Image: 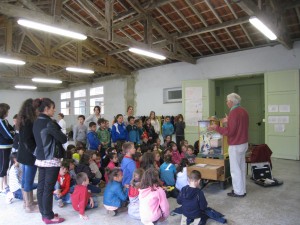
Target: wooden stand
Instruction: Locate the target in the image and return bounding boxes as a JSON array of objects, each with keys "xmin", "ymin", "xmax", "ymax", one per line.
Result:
[{"xmin": 187, "ymin": 157, "xmax": 231, "ymax": 189}]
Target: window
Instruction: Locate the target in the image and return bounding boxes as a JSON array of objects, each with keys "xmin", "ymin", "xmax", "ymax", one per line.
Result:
[
  {"xmin": 74, "ymin": 99, "xmax": 86, "ymax": 115},
  {"xmin": 163, "ymin": 87, "xmax": 182, "ymax": 103},
  {"xmin": 90, "ymin": 86, "xmax": 104, "ymax": 96},
  {"xmin": 61, "ymin": 92, "xmax": 71, "ymax": 99},
  {"xmin": 74, "ymin": 89, "xmax": 86, "ymax": 98},
  {"xmin": 90, "ymin": 97, "xmax": 104, "ymax": 114},
  {"xmin": 60, "ymin": 101, "xmax": 70, "ymax": 115}
]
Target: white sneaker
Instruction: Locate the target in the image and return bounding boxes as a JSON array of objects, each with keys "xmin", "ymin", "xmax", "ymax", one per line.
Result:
[{"xmin": 6, "ymin": 192, "xmax": 14, "ymax": 204}]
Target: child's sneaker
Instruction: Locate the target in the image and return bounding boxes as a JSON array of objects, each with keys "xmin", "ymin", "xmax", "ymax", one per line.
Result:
[
  {"xmin": 57, "ymin": 199, "xmax": 64, "ymax": 208},
  {"xmin": 107, "ymin": 210, "xmax": 117, "ymax": 217}
]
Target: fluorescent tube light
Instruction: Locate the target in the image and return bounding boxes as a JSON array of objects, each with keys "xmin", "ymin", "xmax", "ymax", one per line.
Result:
[
  {"xmin": 32, "ymin": 78, "xmax": 62, "ymax": 84},
  {"xmin": 17, "ymin": 19, "xmax": 87, "ymax": 40},
  {"xmin": 129, "ymin": 48, "xmax": 166, "ymax": 60},
  {"xmin": 66, "ymin": 67, "xmax": 94, "ymax": 74},
  {"xmin": 15, "ymin": 85, "xmax": 37, "ymax": 90},
  {"xmin": 249, "ymin": 17, "xmax": 277, "ymax": 40},
  {"xmin": 0, "ymin": 57, "xmax": 25, "ymax": 65}
]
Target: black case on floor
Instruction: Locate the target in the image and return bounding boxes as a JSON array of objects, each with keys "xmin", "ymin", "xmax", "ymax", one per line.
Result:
[{"xmin": 251, "ymin": 162, "xmax": 283, "ymax": 187}]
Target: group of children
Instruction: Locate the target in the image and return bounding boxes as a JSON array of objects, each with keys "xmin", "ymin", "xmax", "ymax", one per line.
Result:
[{"xmin": 4, "ymin": 111, "xmax": 226, "ymax": 225}]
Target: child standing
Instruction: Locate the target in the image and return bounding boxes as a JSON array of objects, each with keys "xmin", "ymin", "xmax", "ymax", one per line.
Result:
[
  {"xmin": 175, "ymin": 114, "xmax": 186, "ymax": 148},
  {"xmin": 111, "ymin": 114, "xmax": 128, "ymax": 153},
  {"xmin": 73, "ymin": 115, "xmax": 88, "ymax": 146},
  {"xmin": 54, "ymin": 161, "xmax": 71, "ymax": 208},
  {"xmin": 139, "ymin": 168, "xmax": 170, "ymax": 225},
  {"xmin": 97, "ymin": 118, "xmax": 111, "ymax": 158},
  {"xmin": 128, "ymin": 168, "xmax": 144, "ymax": 220},
  {"xmin": 175, "ymin": 158, "xmax": 189, "ymax": 192},
  {"xmin": 87, "ymin": 122, "xmax": 101, "ymax": 151},
  {"xmin": 71, "ymin": 172, "xmax": 98, "ymax": 220},
  {"xmin": 103, "ymin": 168, "xmax": 128, "ymax": 216},
  {"xmin": 6, "ymin": 152, "xmax": 23, "ymax": 204},
  {"xmin": 120, "ymin": 142, "xmax": 136, "ymax": 188},
  {"xmin": 162, "ymin": 116, "xmax": 174, "ymax": 140},
  {"xmin": 126, "ymin": 116, "xmax": 140, "ymax": 145}
]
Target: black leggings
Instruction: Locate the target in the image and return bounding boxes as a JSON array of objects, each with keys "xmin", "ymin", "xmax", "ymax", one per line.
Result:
[{"xmin": 0, "ymin": 148, "xmax": 11, "ymax": 177}]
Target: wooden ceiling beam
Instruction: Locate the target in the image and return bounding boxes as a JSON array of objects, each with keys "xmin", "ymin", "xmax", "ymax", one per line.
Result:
[
  {"xmin": 77, "ymin": 0, "xmax": 106, "ymax": 28},
  {"xmin": 3, "ymin": 52, "xmax": 131, "ymax": 75},
  {"xmin": 22, "ymin": 29, "xmax": 45, "ymax": 54},
  {"xmin": 234, "ymin": 0, "xmax": 292, "ymax": 49},
  {"xmin": 0, "ymin": 2, "xmax": 195, "ymax": 64},
  {"xmin": 52, "ymin": 0, "xmax": 63, "ymax": 22}
]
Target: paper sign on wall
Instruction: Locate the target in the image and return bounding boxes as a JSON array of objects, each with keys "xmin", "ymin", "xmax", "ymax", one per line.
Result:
[
  {"xmin": 274, "ymin": 124, "xmax": 285, "ymax": 132},
  {"xmin": 268, "ymin": 105, "xmax": 278, "ymax": 112},
  {"xmin": 279, "ymin": 105, "xmax": 290, "ymax": 113}
]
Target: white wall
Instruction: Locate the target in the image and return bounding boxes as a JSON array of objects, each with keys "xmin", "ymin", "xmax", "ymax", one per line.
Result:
[
  {"xmin": 135, "ymin": 42, "xmax": 300, "ymax": 115},
  {"xmin": 0, "ymin": 90, "xmax": 48, "ymax": 124}
]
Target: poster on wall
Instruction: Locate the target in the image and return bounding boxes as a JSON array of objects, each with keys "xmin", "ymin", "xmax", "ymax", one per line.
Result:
[{"xmin": 185, "ymin": 87, "xmax": 203, "ymax": 126}]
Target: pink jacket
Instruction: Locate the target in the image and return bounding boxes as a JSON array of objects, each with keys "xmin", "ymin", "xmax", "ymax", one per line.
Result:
[
  {"xmin": 139, "ymin": 186, "xmax": 170, "ymax": 224},
  {"xmin": 172, "ymin": 150, "xmax": 182, "ymax": 165}
]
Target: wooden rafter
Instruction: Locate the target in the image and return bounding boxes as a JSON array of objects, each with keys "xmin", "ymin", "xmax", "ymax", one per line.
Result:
[{"xmin": 234, "ymin": 0, "xmax": 293, "ymax": 49}]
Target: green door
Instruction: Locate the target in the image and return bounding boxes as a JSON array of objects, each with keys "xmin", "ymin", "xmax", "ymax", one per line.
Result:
[{"xmin": 236, "ymin": 83, "xmax": 265, "ymax": 144}]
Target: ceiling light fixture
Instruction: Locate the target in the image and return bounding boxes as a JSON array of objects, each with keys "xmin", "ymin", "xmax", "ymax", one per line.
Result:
[
  {"xmin": 66, "ymin": 67, "xmax": 94, "ymax": 74},
  {"xmin": 32, "ymin": 78, "xmax": 62, "ymax": 84},
  {"xmin": 15, "ymin": 85, "xmax": 37, "ymax": 90},
  {"xmin": 17, "ymin": 19, "xmax": 87, "ymax": 40},
  {"xmin": 249, "ymin": 16, "xmax": 277, "ymax": 40},
  {"xmin": 129, "ymin": 48, "xmax": 166, "ymax": 60},
  {"xmin": 0, "ymin": 57, "xmax": 25, "ymax": 65}
]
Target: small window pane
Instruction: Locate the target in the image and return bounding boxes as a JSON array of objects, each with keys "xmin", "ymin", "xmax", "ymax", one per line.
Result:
[
  {"xmin": 74, "ymin": 99, "xmax": 86, "ymax": 115},
  {"xmin": 74, "ymin": 89, "xmax": 86, "ymax": 98},
  {"xmin": 90, "ymin": 97, "xmax": 104, "ymax": 114},
  {"xmin": 60, "ymin": 101, "xmax": 70, "ymax": 115},
  {"xmin": 61, "ymin": 92, "xmax": 71, "ymax": 99},
  {"xmin": 90, "ymin": 86, "xmax": 104, "ymax": 96}
]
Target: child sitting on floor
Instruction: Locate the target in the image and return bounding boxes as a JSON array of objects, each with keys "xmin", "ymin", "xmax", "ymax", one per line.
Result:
[
  {"xmin": 105, "ymin": 152, "xmax": 118, "ymax": 183},
  {"xmin": 6, "ymin": 152, "xmax": 23, "ymax": 204},
  {"xmin": 71, "ymin": 172, "xmax": 98, "ymax": 220},
  {"xmin": 54, "ymin": 161, "xmax": 71, "ymax": 208},
  {"xmin": 103, "ymin": 168, "xmax": 128, "ymax": 216},
  {"xmin": 128, "ymin": 168, "xmax": 144, "ymax": 220},
  {"xmin": 139, "ymin": 168, "xmax": 170, "ymax": 225},
  {"xmin": 175, "ymin": 158, "xmax": 189, "ymax": 192},
  {"xmin": 177, "ymin": 170, "xmax": 226, "ymax": 225}
]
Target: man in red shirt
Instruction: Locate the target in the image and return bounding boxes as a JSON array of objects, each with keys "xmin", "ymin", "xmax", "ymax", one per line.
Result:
[{"xmin": 209, "ymin": 93, "xmax": 249, "ymax": 197}]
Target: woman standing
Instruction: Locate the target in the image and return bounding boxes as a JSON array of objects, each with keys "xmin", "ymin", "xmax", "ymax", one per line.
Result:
[
  {"xmin": 0, "ymin": 103, "xmax": 14, "ymax": 194},
  {"xmin": 85, "ymin": 106, "xmax": 101, "ymax": 128},
  {"xmin": 149, "ymin": 111, "xmax": 160, "ymax": 139},
  {"xmin": 123, "ymin": 105, "xmax": 134, "ymax": 126},
  {"xmin": 16, "ymin": 98, "xmax": 40, "ymax": 213},
  {"xmin": 57, "ymin": 113, "xmax": 66, "ymax": 134},
  {"xmin": 33, "ymin": 98, "xmax": 67, "ymax": 224},
  {"xmin": 175, "ymin": 114, "xmax": 186, "ymax": 148}
]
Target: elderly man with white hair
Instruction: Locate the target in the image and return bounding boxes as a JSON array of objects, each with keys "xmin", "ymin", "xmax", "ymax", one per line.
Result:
[{"xmin": 209, "ymin": 93, "xmax": 249, "ymax": 197}]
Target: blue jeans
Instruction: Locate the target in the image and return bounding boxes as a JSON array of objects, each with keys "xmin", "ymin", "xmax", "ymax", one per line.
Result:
[
  {"xmin": 86, "ymin": 197, "xmax": 98, "ymax": 209},
  {"xmin": 87, "ymin": 184, "xmax": 101, "ymax": 194},
  {"xmin": 54, "ymin": 182, "xmax": 71, "ymax": 204},
  {"xmin": 22, "ymin": 164, "xmax": 37, "ymax": 192},
  {"xmin": 13, "ymin": 189, "xmax": 23, "ymax": 200}
]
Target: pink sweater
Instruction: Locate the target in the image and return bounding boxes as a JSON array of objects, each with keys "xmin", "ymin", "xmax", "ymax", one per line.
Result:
[
  {"xmin": 139, "ymin": 186, "xmax": 170, "ymax": 223},
  {"xmin": 216, "ymin": 107, "xmax": 249, "ymax": 145},
  {"xmin": 172, "ymin": 150, "xmax": 182, "ymax": 165}
]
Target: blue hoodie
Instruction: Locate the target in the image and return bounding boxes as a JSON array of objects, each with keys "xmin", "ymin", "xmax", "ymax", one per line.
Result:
[
  {"xmin": 126, "ymin": 124, "xmax": 140, "ymax": 144},
  {"xmin": 162, "ymin": 122, "xmax": 174, "ymax": 138},
  {"xmin": 121, "ymin": 156, "xmax": 136, "ymax": 186},
  {"xmin": 103, "ymin": 180, "xmax": 127, "ymax": 207},
  {"xmin": 87, "ymin": 130, "xmax": 101, "ymax": 150},
  {"xmin": 111, "ymin": 122, "xmax": 128, "ymax": 143}
]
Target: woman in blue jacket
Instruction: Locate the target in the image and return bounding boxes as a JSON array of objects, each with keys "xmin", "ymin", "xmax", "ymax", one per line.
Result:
[{"xmin": 103, "ymin": 168, "xmax": 127, "ymax": 216}]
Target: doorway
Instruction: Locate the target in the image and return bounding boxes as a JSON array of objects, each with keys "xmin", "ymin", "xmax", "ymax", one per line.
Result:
[{"xmin": 215, "ymin": 75, "xmax": 265, "ymax": 145}]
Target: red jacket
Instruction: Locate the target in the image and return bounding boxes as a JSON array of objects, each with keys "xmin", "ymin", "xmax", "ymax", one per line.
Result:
[
  {"xmin": 71, "ymin": 185, "xmax": 90, "ymax": 215},
  {"xmin": 57, "ymin": 173, "xmax": 71, "ymax": 197},
  {"xmin": 216, "ymin": 107, "xmax": 249, "ymax": 145}
]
